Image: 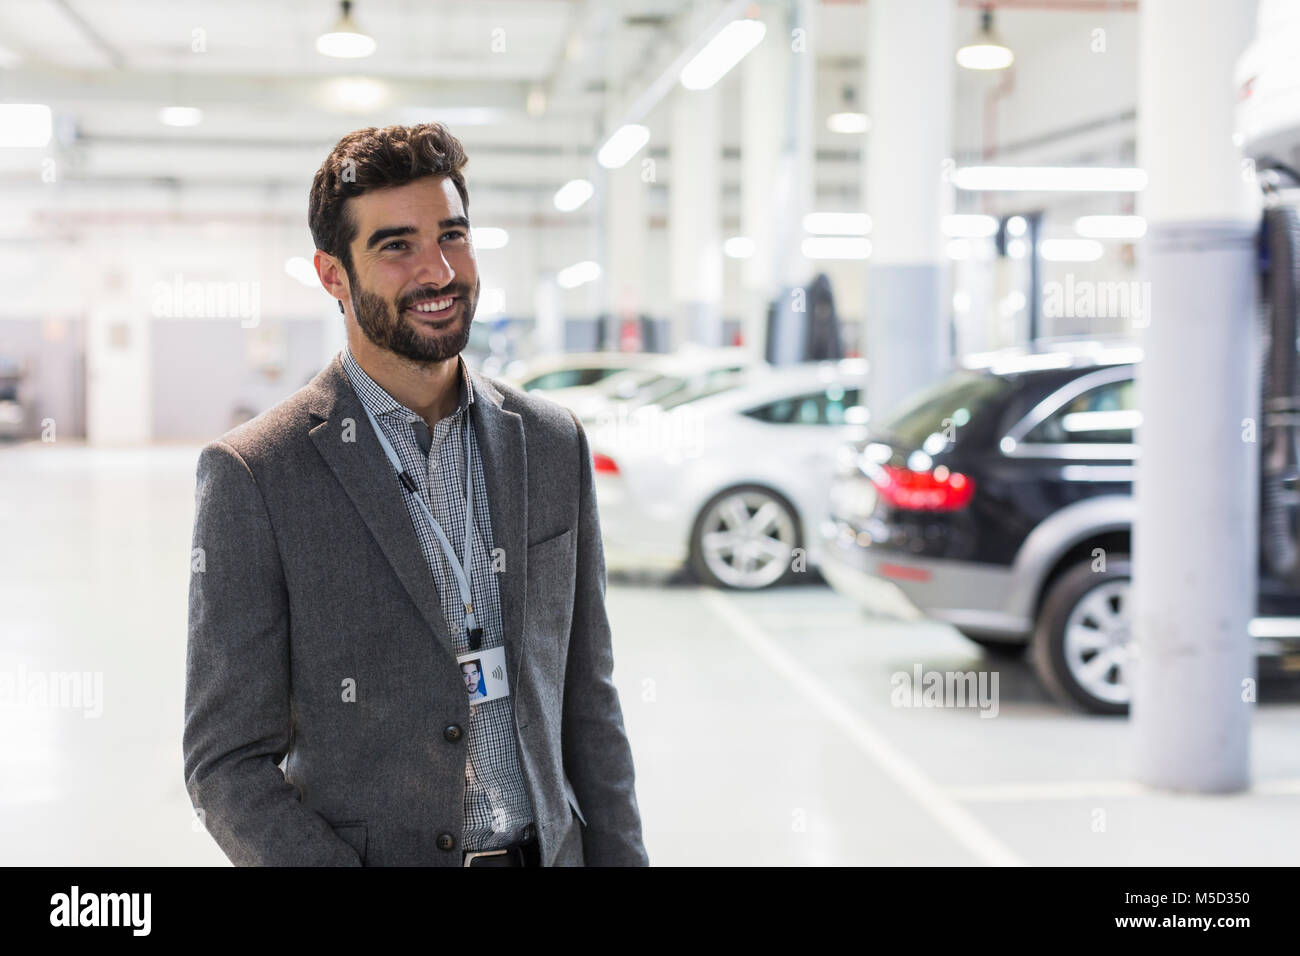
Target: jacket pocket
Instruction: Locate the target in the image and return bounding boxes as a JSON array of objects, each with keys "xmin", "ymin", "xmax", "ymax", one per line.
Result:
[
  {"xmin": 329, "ymin": 820, "xmax": 369, "ymax": 863},
  {"xmin": 525, "ymin": 528, "xmax": 576, "ymax": 669},
  {"xmin": 563, "ymin": 776, "xmax": 587, "ymax": 827}
]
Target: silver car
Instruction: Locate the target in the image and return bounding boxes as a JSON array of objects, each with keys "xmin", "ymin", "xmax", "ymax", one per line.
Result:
[
  {"xmin": 545, "ymin": 346, "xmax": 764, "ymax": 422},
  {"xmin": 589, "ymin": 359, "xmax": 868, "ymax": 589},
  {"xmin": 498, "ymin": 351, "xmax": 654, "ymax": 392}
]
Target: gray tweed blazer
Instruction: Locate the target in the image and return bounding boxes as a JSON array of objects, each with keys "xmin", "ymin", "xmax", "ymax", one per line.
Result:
[{"xmin": 182, "ymin": 351, "xmax": 648, "ymax": 866}]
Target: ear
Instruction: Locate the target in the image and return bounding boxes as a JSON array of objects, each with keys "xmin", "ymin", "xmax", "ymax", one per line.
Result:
[{"xmin": 314, "ymin": 250, "xmax": 350, "ymax": 305}]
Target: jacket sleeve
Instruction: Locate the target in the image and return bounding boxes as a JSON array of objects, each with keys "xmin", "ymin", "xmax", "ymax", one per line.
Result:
[
  {"xmin": 561, "ymin": 412, "xmax": 650, "ymax": 866},
  {"xmin": 183, "ymin": 440, "xmax": 362, "ymax": 866}
]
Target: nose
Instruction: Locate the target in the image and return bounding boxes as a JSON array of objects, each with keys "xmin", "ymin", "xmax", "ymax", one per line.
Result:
[{"xmin": 413, "ymin": 239, "xmax": 455, "ymax": 289}]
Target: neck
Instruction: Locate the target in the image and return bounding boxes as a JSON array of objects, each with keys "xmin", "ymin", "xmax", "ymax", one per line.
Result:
[{"xmin": 346, "ymin": 329, "xmax": 461, "ymax": 424}]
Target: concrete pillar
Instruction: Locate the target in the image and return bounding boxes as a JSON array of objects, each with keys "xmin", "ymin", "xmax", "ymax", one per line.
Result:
[
  {"xmin": 776, "ymin": 0, "xmax": 815, "ymax": 293},
  {"xmin": 670, "ymin": 85, "xmax": 723, "ymax": 348},
  {"xmin": 863, "ymin": 0, "xmax": 954, "ymax": 419},
  {"xmin": 533, "ymin": 274, "xmax": 562, "ymax": 355},
  {"xmin": 741, "ymin": 3, "xmax": 783, "ymax": 355},
  {"xmin": 602, "ymin": 153, "xmax": 649, "ymax": 351},
  {"xmin": 1133, "ymin": 0, "xmax": 1259, "ymax": 792},
  {"xmin": 741, "ymin": 0, "xmax": 814, "ymax": 358}
]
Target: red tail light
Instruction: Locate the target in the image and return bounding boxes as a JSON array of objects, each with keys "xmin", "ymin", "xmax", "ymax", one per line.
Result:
[
  {"xmin": 592, "ymin": 452, "xmax": 620, "ymax": 475},
  {"xmin": 871, "ymin": 464, "xmax": 974, "ymax": 511}
]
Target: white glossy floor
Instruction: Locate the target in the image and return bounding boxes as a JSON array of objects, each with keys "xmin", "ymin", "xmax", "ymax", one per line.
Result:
[{"xmin": 3, "ymin": 441, "xmax": 1299, "ymax": 866}]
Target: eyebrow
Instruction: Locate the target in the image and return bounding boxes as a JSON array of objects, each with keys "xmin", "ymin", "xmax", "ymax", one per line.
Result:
[{"xmin": 364, "ymin": 216, "xmax": 471, "ymax": 251}]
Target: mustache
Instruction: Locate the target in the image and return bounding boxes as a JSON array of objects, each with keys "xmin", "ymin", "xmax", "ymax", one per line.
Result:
[{"xmin": 398, "ymin": 284, "xmax": 471, "ymax": 311}]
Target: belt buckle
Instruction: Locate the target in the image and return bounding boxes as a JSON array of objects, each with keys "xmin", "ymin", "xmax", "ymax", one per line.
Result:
[{"xmin": 463, "ymin": 847, "xmax": 514, "ymax": 867}]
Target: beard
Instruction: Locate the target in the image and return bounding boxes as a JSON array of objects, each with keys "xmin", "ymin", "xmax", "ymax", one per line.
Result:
[{"xmin": 350, "ymin": 269, "xmax": 478, "ymax": 365}]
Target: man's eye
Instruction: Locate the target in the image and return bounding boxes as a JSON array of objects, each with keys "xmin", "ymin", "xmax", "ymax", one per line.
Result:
[
  {"xmin": 382, "ymin": 240, "xmax": 408, "ymax": 251},
  {"xmin": 442, "ymin": 231, "xmax": 467, "ymax": 242}
]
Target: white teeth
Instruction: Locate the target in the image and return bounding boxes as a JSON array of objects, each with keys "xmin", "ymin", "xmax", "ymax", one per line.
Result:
[{"xmin": 413, "ymin": 297, "xmax": 454, "ymax": 313}]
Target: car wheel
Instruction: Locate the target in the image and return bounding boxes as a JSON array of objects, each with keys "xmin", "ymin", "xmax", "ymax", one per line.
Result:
[
  {"xmin": 959, "ymin": 631, "xmax": 1027, "ymax": 659},
  {"xmin": 1030, "ymin": 555, "xmax": 1132, "ymax": 715},
  {"xmin": 689, "ymin": 485, "xmax": 800, "ymax": 590}
]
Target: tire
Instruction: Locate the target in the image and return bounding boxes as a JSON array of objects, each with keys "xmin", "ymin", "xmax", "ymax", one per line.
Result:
[
  {"xmin": 959, "ymin": 631, "xmax": 1027, "ymax": 659},
  {"xmin": 689, "ymin": 485, "xmax": 801, "ymax": 590},
  {"xmin": 1030, "ymin": 555, "xmax": 1132, "ymax": 715}
]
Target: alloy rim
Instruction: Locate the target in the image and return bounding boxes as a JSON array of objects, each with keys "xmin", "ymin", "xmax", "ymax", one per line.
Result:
[
  {"xmin": 1062, "ymin": 579, "xmax": 1132, "ymax": 706},
  {"xmin": 699, "ymin": 491, "xmax": 797, "ymax": 589}
]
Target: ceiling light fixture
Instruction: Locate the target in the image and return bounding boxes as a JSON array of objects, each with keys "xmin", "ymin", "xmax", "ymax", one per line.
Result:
[
  {"xmin": 680, "ymin": 18, "xmax": 766, "ymax": 91},
  {"xmin": 557, "ymin": 261, "xmax": 601, "ymax": 289},
  {"xmin": 827, "ymin": 84, "xmax": 870, "ymax": 135},
  {"xmin": 554, "ymin": 179, "xmax": 594, "ymax": 212},
  {"xmin": 321, "ymin": 76, "xmax": 388, "ymax": 112},
  {"xmin": 317, "ymin": 1, "xmax": 376, "ymax": 59},
  {"xmin": 827, "ymin": 112, "xmax": 870, "ymax": 134},
  {"xmin": 471, "ymin": 227, "xmax": 509, "ymax": 250},
  {"xmin": 957, "ymin": 6, "xmax": 1013, "ymax": 71},
  {"xmin": 0, "ymin": 104, "xmax": 52, "ymax": 147},
  {"xmin": 597, "ymin": 124, "xmax": 650, "ymax": 169},
  {"xmin": 284, "ymin": 257, "xmax": 319, "ymax": 287},
  {"xmin": 159, "ymin": 106, "xmax": 203, "ymax": 127}
]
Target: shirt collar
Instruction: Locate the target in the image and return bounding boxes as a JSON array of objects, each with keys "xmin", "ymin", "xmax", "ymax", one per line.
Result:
[{"xmin": 341, "ymin": 344, "xmax": 474, "ymax": 424}]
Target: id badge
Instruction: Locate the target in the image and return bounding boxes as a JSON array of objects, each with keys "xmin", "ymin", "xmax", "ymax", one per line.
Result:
[{"xmin": 457, "ymin": 645, "xmax": 509, "ymax": 704}]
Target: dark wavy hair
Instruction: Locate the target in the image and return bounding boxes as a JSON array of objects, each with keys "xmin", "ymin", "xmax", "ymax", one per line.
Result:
[{"xmin": 308, "ymin": 123, "xmax": 470, "ymax": 275}]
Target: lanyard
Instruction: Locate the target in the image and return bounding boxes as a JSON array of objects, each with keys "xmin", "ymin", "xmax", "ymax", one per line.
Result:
[{"xmin": 360, "ymin": 399, "xmax": 484, "ymax": 649}]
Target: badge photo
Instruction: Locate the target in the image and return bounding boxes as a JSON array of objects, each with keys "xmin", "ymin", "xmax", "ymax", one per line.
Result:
[{"xmin": 457, "ymin": 645, "xmax": 509, "ymax": 704}]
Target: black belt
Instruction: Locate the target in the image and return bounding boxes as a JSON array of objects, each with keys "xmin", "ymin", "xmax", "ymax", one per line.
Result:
[{"xmin": 463, "ymin": 839, "xmax": 540, "ymax": 867}]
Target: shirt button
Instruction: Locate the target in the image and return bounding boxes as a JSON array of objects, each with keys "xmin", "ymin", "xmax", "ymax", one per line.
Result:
[
  {"xmin": 443, "ymin": 724, "xmax": 462, "ymax": 742},
  {"xmin": 437, "ymin": 833, "xmax": 456, "ymax": 851}
]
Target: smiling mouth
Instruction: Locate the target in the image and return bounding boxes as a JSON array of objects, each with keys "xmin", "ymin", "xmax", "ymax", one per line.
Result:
[{"xmin": 404, "ymin": 296, "xmax": 459, "ymax": 320}]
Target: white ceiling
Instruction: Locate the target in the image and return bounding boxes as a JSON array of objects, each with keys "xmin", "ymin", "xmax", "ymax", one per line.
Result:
[{"xmin": 0, "ymin": 0, "xmax": 1142, "ymax": 221}]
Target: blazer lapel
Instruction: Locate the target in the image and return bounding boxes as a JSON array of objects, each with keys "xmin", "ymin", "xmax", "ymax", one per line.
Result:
[
  {"xmin": 306, "ymin": 353, "xmax": 457, "ymax": 663},
  {"xmin": 467, "ymin": 369, "xmax": 528, "ymax": 692}
]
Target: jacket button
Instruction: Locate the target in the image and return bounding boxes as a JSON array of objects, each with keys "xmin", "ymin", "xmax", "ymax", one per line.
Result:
[
  {"xmin": 443, "ymin": 724, "xmax": 462, "ymax": 742},
  {"xmin": 437, "ymin": 833, "xmax": 456, "ymax": 851}
]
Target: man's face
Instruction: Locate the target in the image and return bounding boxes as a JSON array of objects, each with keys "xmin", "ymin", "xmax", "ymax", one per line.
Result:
[
  {"xmin": 462, "ymin": 663, "xmax": 481, "ymax": 694},
  {"xmin": 340, "ymin": 175, "xmax": 479, "ymax": 364}
]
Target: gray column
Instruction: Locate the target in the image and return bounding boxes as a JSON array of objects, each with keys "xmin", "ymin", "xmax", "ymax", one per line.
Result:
[
  {"xmin": 740, "ymin": 2, "xmax": 785, "ymax": 357},
  {"xmin": 863, "ymin": 0, "xmax": 954, "ymax": 420},
  {"xmin": 740, "ymin": 0, "xmax": 814, "ymax": 360},
  {"xmin": 602, "ymin": 150, "xmax": 648, "ymax": 350},
  {"xmin": 533, "ymin": 274, "xmax": 562, "ymax": 355},
  {"xmin": 775, "ymin": 0, "xmax": 815, "ymax": 294},
  {"xmin": 1132, "ymin": 0, "xmax": 1259, "ymax": 792},
  {"xmin": 669, "ymin": 84, "xmax": 723, "ymax": 347}
]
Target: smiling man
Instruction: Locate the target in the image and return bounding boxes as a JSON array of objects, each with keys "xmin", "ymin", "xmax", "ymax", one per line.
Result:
[{"xmin": 182, "ymin": 123, "xmax": 648, "ymax": 867}]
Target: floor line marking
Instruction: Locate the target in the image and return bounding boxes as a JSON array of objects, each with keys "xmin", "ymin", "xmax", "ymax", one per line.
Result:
[
  {"xmin": 945, "ymin": 781, "xmax": 1146, "ymax": 802},
  {"xmin": 699, "ymin": 588, "xmax": 1026, "ymax": 867},
  {"xmin": 944, "ymin": 777, "xmax": 1300, "ymax": 801}
]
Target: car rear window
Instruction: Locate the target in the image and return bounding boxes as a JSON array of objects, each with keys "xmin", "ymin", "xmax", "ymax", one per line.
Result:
[
  {"xmin": 744, "ymin": 386, "xmax": 865, "ymax": 425},
  {"xmin": 873, "ymin": 371, "xmax": 1011, "ymax": 447},
  {"xmin": 525, "ymin": 367, "xmax": 622, "ymax": 390},
  {"xmin": 657, "ymin": 379, "xmax": 743, "ymax": 410},
  {"xmin": 1024, "ymin": 376, "xmax": 1138, "ymax": 444},
  {"xmin": 598, "ymin": 368, "xmax": 661, "ymax": 395}
]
